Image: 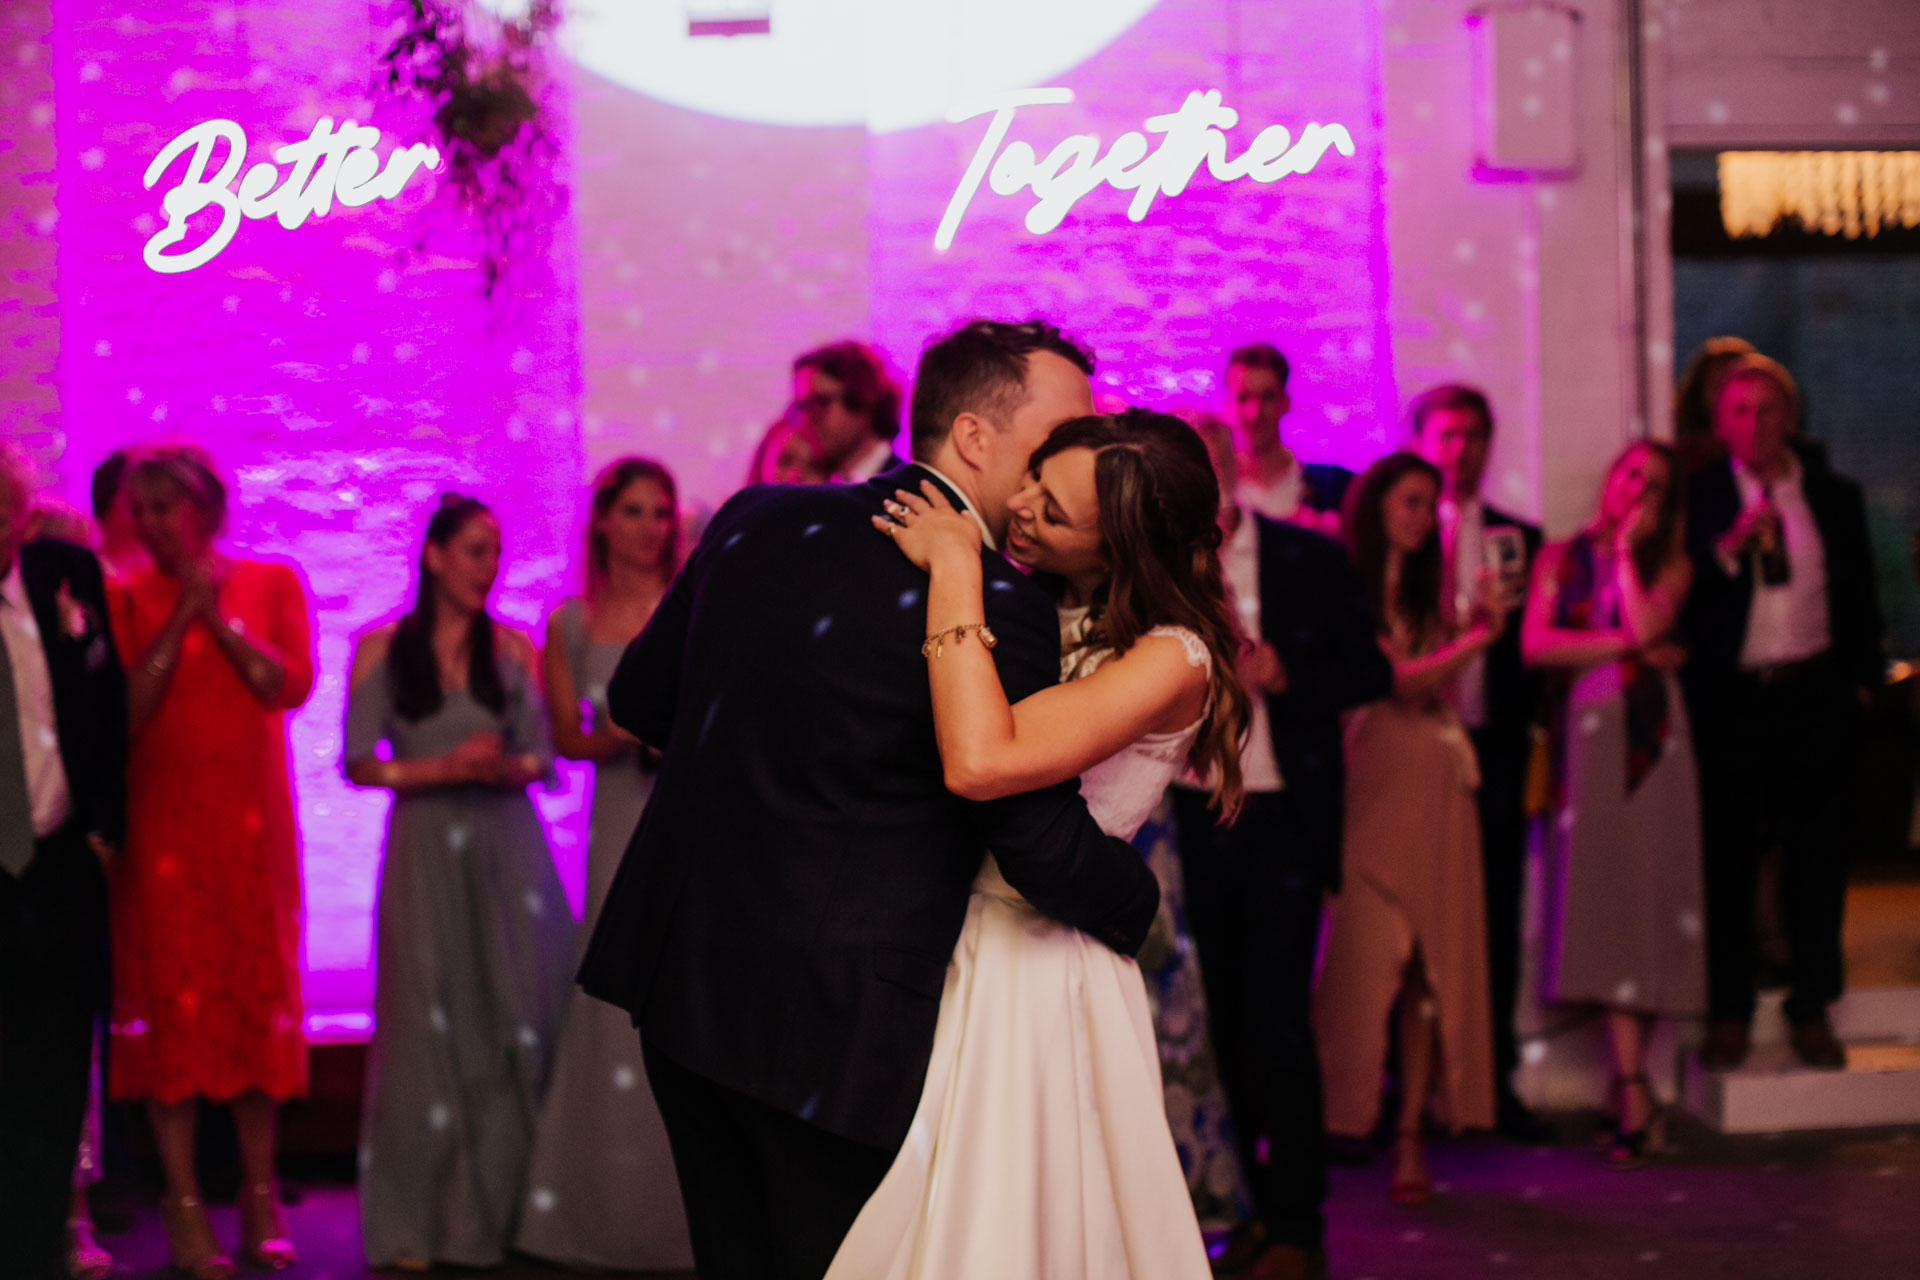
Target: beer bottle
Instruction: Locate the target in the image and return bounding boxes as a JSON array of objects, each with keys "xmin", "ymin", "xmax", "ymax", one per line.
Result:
[{"xmin": 1756, "ymin": 485, "xmax": 1791, "ymax": 585}]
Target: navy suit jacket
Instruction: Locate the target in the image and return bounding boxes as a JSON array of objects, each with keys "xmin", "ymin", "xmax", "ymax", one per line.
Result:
[
  {"xmin": 14, "ymin": 538, "xmax": 127, "ymax": 855},
  {"xmin": 578, "ymin": 465, "xmax": 1160, "ymax": 1150},
  {"xmin": 1252, "ymin": 516, "xmax": 1393, "ymax": 891},
  {"xmin": 1680, "ymin": 452, "xmax": 1883, "ymax": 728},
  {"xmin": 1478, "ymin": 504, "xmax": 1543, "ymax": 748},
  {"xmin": 1299, "ymin": 462, "xmax": 1355, "ymax": 516}
]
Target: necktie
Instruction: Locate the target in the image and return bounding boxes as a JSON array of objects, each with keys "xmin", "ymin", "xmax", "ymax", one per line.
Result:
[{"xmin": 0, "ymin": 593, "xmax": 38, "ymax": 875}]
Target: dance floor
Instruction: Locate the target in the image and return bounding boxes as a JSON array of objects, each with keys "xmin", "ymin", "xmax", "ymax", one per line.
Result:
[{"xmin": 94, "ymin": 1114, "xmax": 1920, "ymax": 1279}]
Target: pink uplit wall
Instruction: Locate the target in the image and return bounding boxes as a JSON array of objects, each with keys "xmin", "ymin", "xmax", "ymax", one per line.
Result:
[
  {"xmin": 1, "ymin": 0, "xmax": 60, "ymax": 465},
  {"xmin": 50, "ymin": 0, "xmax": 585, "ymax": 1017},
  {"xmin": 26, "ymin": 0, "xmax": 1413, "ymax": 1021},
  {"xmin": 868, "ymin": 0, "xmax": 1396, "ymax": 469},
  {"xmin": 570, "ymin": 66, "xmax": 871, "ymax": 511},
  {"xmin": 570, "ymin": 0, "xmax": 1397, "ymax": 510}
]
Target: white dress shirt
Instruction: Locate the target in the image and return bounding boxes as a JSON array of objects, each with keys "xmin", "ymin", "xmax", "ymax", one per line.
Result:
[
  {"xmin": 1237, "ymin": 461, "xmax": 1305, "ymax": 523},
  {"xmin": 840, "ymin": 437, "xmax": 901, "ymax": 483},
  {"xmin": 1221, "ymin": 512, "xmax": 1284, "ymax": 791},
  {"xmin": 1729, "ymin": 455, "xmax": 1831, "ymax": 669},
  {"xmin": 0, "ymin": 561, "xmax": 74, "ymax": 837},
  {"xmin": 1439, "ymin": 494, "xmax": 1488, "ymax": 729},
  {"xmin": 1177, "ymin": 509, "xmax": 1284, "ymax": 794},
  {"xmin": 911, "ymin": 462, "xmax": 999, "ymax": 553}
]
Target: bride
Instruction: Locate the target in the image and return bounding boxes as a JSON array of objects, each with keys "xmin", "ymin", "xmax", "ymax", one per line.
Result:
[{"xmin": 827, "ymin": 408, "xmax": 1251, "ymax": 1279}]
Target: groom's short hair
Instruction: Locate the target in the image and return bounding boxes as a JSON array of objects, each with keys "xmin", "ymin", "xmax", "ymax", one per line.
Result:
[{"xmin": 908, "ymin": 318, "xmax": 1095, "ymax": 461}]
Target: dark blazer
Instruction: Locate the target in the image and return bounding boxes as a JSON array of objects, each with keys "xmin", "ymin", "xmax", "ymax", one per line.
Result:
[
  {"xmin": 578, "ymin": 464, "xmax": 1161, "ymax": 1151},
  {"xmin": 1300, "ymin": 462, "xmax": 1355, "ymax": 516},
  {"xmin": 1680, "ymin": 452, "xmax": 1884, "ymax": 722},
  {"xmin": 14, "ymin": 538, "xmax": 127, "ymax": 851},
  {"xmin": 1253, "ymin": 516, "xmax": 1393, "ymax": 891},
  {"xmin": 1479, "ymin": 504, "xmax": 1543, "ymax": 748}
]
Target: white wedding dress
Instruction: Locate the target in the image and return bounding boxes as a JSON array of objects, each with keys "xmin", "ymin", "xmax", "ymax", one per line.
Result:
[{"xmin": 825, "ymin": 615, "xmax": 1214, "ymax": 1280}]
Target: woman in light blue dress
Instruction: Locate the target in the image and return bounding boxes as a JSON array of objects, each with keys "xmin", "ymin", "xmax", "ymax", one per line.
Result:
[
  {"xmin": 344, "ymin": 495, "xmax": 575, "ymax": 1270},
  {"xmin": 517, "ymin": 458, "xmax": 693, "ymax": 1270}
]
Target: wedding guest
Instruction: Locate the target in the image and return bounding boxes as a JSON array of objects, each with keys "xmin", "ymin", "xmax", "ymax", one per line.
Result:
[
  {"xmin": 1672, "ymin": 337, "xmax": 1756, "ymax": 477},
  {"xmin": 0, "ymin": 445, "xmax": 126, "ymax": 1280},
  {"xmin": 1315, "ymin": 452, "xmax": 1502, "ymax": 1205},
  {"xmin": 517, "ymin": 460, "xmax": 692, "ymax": 1270},
  {"xmin": 748, "ymin": 412, "xmax": 826, "ymax": 486},
  {"xmin": 90, "ymin": 449, "xmax": 150, "ymax": 581},
  {"xmin": 69, "ymin": 451, "xmax": 140, "ymax": 1279},
  {"xmin": 1410, "ymin": 383, "xmax": 1547, "ymax": 1141},
  {"xmin": 1172, "ymin": 416, "xmax": 1392, "ymax": 1278},
  {"xmin": 792, "ymin": 340, "xmax": 904, "ymax": 480},
  {"xmin": 1120, "ymin": 425, "xmax": 1248, "ymax": 1239},
  {"xmin": 1223, "ymin": 343, "xmax": 1351, "ymax": 533},
  {"xmin": 1682, "ymin": 355, "xmax": 1884, "ymax": 1071},
  {"xmin": 107, "ymin": 444, "xmax": 313, "ymax": 1277},
  {"xmin": 24, "ymin": 498, "xmax": 90, "ymax": 546},
  {"xmin": 345, "ymin": 494, "xmax": 575, "ymax": 1270},
  {"xmin": 1523, "ymin": 441, "xmax": 1706, "ymax": 1167}
]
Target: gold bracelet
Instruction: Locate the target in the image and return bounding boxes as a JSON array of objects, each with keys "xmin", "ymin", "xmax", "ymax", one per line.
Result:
[{"xmin": 922, "ymin": 623, "xmax": 998, "ymax": 658}]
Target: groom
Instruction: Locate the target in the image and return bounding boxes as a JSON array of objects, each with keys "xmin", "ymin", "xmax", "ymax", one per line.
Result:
[{"xmin": 580, "ymin": 318, "xmax": 1161, "ymax": 1280}]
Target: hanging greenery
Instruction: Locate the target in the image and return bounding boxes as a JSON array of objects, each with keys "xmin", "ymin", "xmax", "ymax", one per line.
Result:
[{"xmin": 381, "ymin": 0, "xmax": 564, "ymax": 295}]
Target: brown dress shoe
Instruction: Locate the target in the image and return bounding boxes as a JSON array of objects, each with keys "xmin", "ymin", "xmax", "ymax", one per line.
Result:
[
  {"xmin": 1701, "ymin": 1020, "xmax": 1751, "ymax": 1070},
  {"xmin": 1247, "ymin": 1243, "xmax": 1330, "ymax": 1280},
  {"xmin": 1790, "ymin": 1017, "xmax": 1848, "ymax": 1069}
]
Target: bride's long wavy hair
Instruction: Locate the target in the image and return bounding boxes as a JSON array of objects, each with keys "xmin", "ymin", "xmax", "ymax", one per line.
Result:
[{"xmin": 1028, "ymin": 408, "xmax": 1251, "ymax": 819}]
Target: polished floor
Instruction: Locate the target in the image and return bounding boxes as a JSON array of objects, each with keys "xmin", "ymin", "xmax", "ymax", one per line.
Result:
[{"xmin": 87, "ymin": 1114, "xmax": 1920, "ymax": 1279}]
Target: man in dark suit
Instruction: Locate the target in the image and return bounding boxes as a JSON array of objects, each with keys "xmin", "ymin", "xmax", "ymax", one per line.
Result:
[
  {"xmin": 1223, "ymin": 344, "xmax": 1354, "ymax": 532},
  {"xmin": 1680, "ymin": 354, "xmax": 1883, "ymax": 1070},
  {"xmin": 792, "ymin": 339, "xmax": 907, "ymax": 482},
  {"xmin": 0, "ymin": 446, "xmax": 128, "ymax": 1280},
  {"xmin": 1411, "ymin": 384, "xmax": 1547, "ymax": 1141},
  {"xmin": 579, "ymin": 320, "xmax": 1161, "ymax": 1280},
  {"xmin": 1172, "ymin": 418, "xmax": 1391, "ymax": 1280}
]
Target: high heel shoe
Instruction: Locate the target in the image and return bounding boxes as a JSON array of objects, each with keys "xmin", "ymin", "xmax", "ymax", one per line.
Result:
[
  {"xmin": 66, "ymin": 1216, "xmax": 112, "ymax": 1280},
  {"xmin": 1388, "ymin": 1129, "xmax": 1433, "ymax": 1205},
  {"xmin": 239, "ymin": 1181, "xmax": 298, "ymax": 1271},
  {"xmin": 161, "ymin": 1195, "xmax": 235, "ymax": 1280},
  {"xmin": 1606, "ymin": 1073, "xmax": 1666, "ymax": 1170}
]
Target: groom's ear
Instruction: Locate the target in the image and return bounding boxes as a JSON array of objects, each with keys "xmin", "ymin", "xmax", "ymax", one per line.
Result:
[{"xmin": 948, "ymin": 411, "xmax": 992, "ymax": 471}]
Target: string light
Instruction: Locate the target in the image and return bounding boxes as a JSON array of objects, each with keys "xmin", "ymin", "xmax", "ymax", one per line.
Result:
[{"xmin": 1718, "ymin": 150, "xmax": 1920, "ymax": 240}]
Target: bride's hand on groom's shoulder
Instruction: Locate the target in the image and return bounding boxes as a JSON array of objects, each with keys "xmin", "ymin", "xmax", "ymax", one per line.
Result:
[{"xmin": 872, "ymin": 481, "xmax": 981, "ymax": 573}]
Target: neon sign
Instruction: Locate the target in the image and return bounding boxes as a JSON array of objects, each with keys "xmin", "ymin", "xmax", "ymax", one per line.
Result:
[
  {"xmin": 141, "ymin": 117, "xmax": 442, "ymax": 273},
  {"xmin": 935, "ymin": 89, "xmax": 1355, "ymax": 251}
]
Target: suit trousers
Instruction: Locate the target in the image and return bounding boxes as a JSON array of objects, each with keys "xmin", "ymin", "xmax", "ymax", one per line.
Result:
[
  {"xmin": 1696, "ymin": 661, "xmax": 1859, "ymax": 1025},
  {"xmin": 0, "ymin": 823, "xmax": 107, "ymax": 1280},
  {"xmin": 1171, "ymin": 788, "xmax": 1327, "ymax": 1251},
  {"xmin": 1470, "ymin": 727, "xmax": 1531, "ymax": 1095},
  {"xmin": 642, "ymin": 1038, "xmax": 896, "ymax": 1280}
]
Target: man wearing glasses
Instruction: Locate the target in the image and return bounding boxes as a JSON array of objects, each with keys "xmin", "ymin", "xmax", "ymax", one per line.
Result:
[{"xmin": 792, "ymin": 341, "xmax": 906, "ymax": 482}]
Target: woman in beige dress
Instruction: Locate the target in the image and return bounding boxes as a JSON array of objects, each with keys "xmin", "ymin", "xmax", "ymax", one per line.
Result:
[{"xmin": 1315, "ymin": 452, "xmax": 1506, "ymax": 1204}]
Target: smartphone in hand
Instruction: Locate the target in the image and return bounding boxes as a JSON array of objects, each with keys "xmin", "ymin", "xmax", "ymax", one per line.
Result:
[{"xmin": 1483, "ymin": 526, "xmax": 1527, "ymax": 607}]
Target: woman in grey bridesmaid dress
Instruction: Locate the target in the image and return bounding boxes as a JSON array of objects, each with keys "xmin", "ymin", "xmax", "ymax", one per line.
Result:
[
  {"xmin": 1522, "ymin": 442, "xmax": 1706, "ymax": 1169},
  {"xmin": 517, "ymin": 458, "xmax": 693, "ymax": 1270},
  {"xmin": 344, "ymin": 496, "xmax": 576, "ymax": 1269}
]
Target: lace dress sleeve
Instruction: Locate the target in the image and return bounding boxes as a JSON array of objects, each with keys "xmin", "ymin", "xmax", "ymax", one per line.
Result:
[{"xmin": 1145, "ymin": 625, "xmax": 1211, "ymax": 673}]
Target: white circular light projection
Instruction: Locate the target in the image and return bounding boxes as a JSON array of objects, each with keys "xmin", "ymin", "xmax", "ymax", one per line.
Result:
[{"xmin": 550, "ymin": 0, "xmax": 1161, "ymax": 132}]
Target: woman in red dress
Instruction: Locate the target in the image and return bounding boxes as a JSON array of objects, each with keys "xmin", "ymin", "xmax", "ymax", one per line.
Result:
[{"xmin": 106, "ymin": 445, "xmax": 313, "ymax": 1279}]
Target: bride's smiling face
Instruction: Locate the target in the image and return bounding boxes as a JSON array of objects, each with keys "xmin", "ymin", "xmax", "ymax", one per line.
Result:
[{"xmin": 1005, "ymin": 446, "xmax": 1105, "ymax": 582}]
